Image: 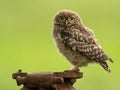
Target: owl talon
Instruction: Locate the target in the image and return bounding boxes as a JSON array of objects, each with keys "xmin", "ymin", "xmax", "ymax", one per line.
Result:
[
  {"xmin": 72, "ymin": 68, "xmax": 80, "ymax": 72},
  {"xmin": 64, "ymin": 69, "xmax": 79, "ymax": 72},
  {"xmin": 64, "ymin": 70, "xmax": 72, "ymax": 72}
]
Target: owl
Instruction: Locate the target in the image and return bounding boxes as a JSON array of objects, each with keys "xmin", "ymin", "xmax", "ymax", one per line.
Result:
[{"xmin": 52, "ymin": 10, "xmax": 113, "ymax": 72}]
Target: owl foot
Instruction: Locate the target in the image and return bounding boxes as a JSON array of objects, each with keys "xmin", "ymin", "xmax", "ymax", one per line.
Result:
[
  {"xmin": 72, "ymin": 66, "xmax": 80, "ymax": 72},
  {"xmin": 64, "ymin": 70, "xmax": 79, "ymax": 73},
  {"xmin": 72, "ymin": 68, "xmax": 80, "ymax": 72},
  {"xmin": 64, "ymin": 70, "xmax": 73, "ymax": 72},
  {"xmin": 64, "ymin": 68, "xmax": 79, "ymax": 72}
]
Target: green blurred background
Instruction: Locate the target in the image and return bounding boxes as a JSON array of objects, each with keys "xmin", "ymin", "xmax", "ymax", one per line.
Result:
[{"xmin": 0, "ymin": 0, "xmax": 119, "ymax": 90}]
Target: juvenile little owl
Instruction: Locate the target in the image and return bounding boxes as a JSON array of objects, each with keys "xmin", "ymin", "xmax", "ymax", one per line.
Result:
[{"xmin": 52, "ymin": 10, "xmax": 113, "ymax": 72}]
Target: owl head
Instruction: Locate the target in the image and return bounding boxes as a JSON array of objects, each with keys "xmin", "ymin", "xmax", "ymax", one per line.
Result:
[{"xmin": 54, "ymin": 10, "xmax": 82, "ymax": 27}]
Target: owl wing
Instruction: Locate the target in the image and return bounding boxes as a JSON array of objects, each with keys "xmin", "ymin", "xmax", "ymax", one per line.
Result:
[{"xmin": 60, "ymin": 28, "xmax": 113, "ymax": 72}]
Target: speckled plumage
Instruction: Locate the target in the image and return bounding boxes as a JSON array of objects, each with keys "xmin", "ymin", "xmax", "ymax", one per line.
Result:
[{"xmin": 52, "ymin": 10, "xmax": 113, "ymax": 72}]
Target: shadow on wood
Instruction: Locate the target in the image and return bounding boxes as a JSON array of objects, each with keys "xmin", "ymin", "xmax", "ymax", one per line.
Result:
[{"xmin": 12, "ymin": 70, "xmax": 83, "ymax": 90}]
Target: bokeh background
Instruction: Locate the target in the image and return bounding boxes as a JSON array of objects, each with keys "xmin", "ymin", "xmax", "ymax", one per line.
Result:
[{"xmin": 0, "ymin": 0, "xmax": 120, "ymax": 90}]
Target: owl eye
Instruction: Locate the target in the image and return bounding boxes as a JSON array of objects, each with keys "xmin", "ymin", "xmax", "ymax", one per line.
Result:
[
  {"xmin": 68, "ymin": 17, "xmax": 75, "ymax": 23},
  {"xmin": 71, "ymin": 17, "xmax": 74, "ymax": 20},
  {"xmin": 58, "ymin": 16, "xmax": 65, "ymax": 22}
]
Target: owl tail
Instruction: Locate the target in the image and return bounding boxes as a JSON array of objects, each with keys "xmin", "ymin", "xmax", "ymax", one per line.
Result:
[
  {"xmin": 109, "ymin": 57, "xmax": 113, "ymax": 63},
  {"xmin": 99, "ymin": 61, "xmax": 111, "ymax": 73}
]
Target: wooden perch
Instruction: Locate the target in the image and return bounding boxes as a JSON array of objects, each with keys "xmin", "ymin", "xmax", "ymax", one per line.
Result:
[{"xmin": 12, "ymin": 70, "xmax": 83, "ymax": 90}]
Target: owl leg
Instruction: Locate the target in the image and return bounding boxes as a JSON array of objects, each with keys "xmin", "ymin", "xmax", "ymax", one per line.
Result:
[
  {"xmin": 64, "ymin": 65, "xmax": 79, "ymax": 72},
  {"xmin": 72, "ymin": 65, "xmax": 80, "ymax": 71}
]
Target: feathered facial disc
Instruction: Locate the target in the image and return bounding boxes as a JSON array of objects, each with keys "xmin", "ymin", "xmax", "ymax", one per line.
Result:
[{"xmin": 54, "ymin": 10, "xmax": 81, "ymax": 27}]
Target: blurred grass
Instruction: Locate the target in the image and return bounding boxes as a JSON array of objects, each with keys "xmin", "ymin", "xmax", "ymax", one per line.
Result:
[{"xmin": 0, "ymin": 0, "xmax": 120, "ymax": 90}]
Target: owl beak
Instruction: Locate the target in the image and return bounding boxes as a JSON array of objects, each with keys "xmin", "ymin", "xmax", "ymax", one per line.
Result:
[
  {"xmin": 66, "ymin": 20, "xmax": 71, "ymax": 26},
  {"xmin": 65, "ymin": 20, "xmax": 68, "ymax": 25},
  {"xmin": 65, "ymin": 20, "xmax": 71, "ymax": 26}
]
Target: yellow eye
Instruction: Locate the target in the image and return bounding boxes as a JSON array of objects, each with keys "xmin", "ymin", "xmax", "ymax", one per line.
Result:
[
  {"xmin": 71, "ymin": 17, "xmax": 74, "ymax": 20},
  {"xmin": 59, "ymin": 16, "xmax": 63, "ymax": 20},
  {"xmin": 68, "ymin": 17, "xmax": 75, "ymax": 23},
  {"xmin": 58, "ymin": 16, "xmax": 65, "ymax": 22}
]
